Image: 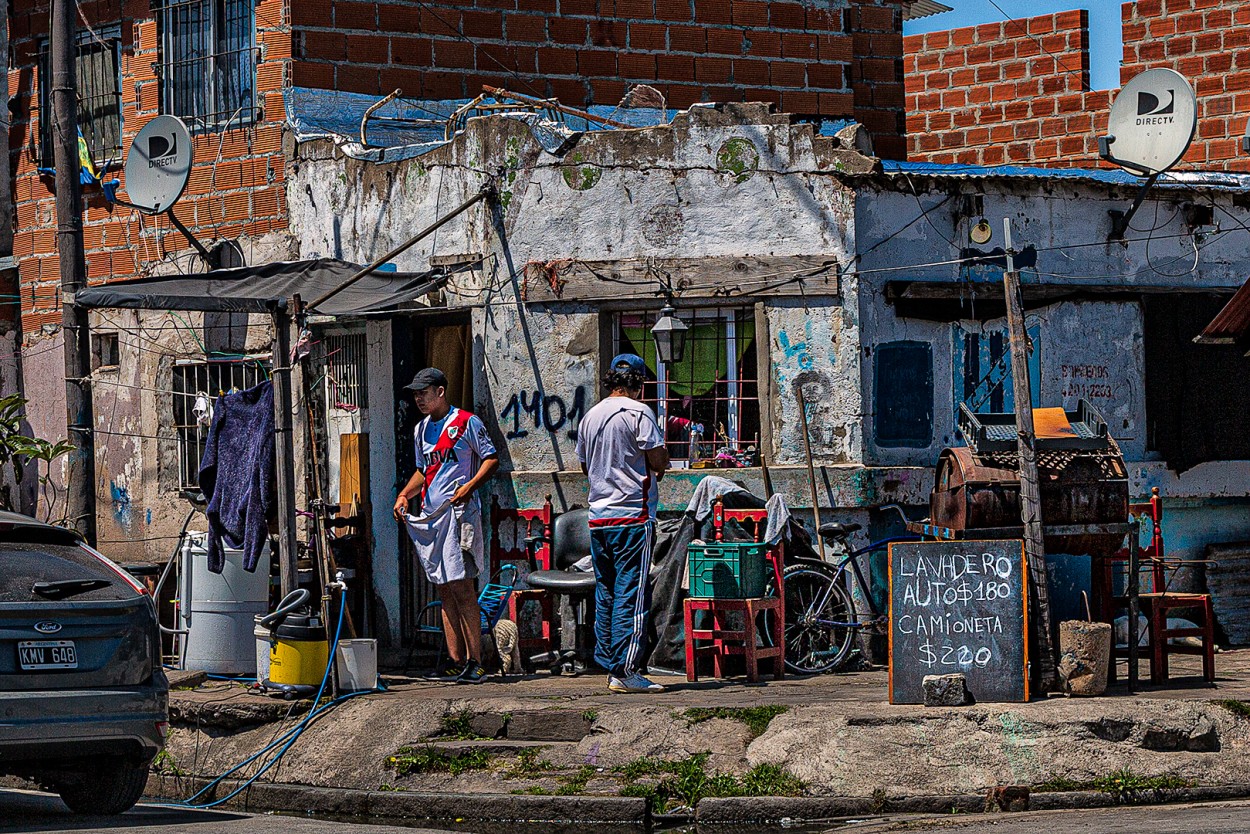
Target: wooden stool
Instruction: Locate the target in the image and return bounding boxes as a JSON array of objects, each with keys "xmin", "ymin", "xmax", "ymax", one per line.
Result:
[
  {"xmin": 683, "ymin": 499, "xmax": 785, "ymax": 683},
  {"xmin": 490, "ymin": 496, "xmax": 555, "ymax": 660}
]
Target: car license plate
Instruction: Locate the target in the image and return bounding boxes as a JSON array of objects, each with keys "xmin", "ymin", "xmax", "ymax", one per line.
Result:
[{"xmin": 18, "ymin": 640, "xmax": 77, "ymax": 670}]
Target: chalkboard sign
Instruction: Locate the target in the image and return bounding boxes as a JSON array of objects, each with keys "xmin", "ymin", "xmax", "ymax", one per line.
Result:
[{"xmin": 889, "ymin": 540, "xmax": 1029, "ymax": 704}]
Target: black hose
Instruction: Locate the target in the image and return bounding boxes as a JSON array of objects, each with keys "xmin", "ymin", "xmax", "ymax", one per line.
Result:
[{"xmin": 259, "ymin": 588, "xmax": 311, "ymax": 629}]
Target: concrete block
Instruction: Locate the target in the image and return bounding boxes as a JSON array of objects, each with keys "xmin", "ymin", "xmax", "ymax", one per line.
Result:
[
  {"xmin": 922, "ymin": 673, "xmax": 970, "ymax": 706},
  {"xmin": 506, "ymin": 710, "xmax": 592, "ymax": 741}
]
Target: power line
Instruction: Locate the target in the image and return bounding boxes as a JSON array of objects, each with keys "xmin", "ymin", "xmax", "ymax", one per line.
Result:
[{"xmin": 985, "ymin": 0, "xmax": 1094, "ymax": 94}]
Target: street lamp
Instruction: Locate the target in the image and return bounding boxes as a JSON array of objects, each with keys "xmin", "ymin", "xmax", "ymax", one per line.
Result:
[{"xmin": 651, "ymin": 304, "xmax": 688, "ymax": 365}]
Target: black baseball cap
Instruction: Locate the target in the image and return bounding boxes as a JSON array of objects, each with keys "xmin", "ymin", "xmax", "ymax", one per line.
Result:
[{"xmin": 403, "ymin": 367, "xmax": 448, "ymax": 393}]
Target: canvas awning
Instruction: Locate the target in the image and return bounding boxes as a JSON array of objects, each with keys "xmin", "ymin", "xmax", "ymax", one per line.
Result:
[{"xmin": 75, "ymin": 257, "xmax": 456, "ymax": 316}]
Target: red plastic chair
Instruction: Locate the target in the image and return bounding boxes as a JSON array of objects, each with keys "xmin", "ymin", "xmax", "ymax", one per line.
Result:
[
  {"xmin": 683, "ymin": 497, "xmax": 785, "ymax": 683},
  {"xmin": 490, "ymin": 496, "xmax": 555, "ymax": 661}
]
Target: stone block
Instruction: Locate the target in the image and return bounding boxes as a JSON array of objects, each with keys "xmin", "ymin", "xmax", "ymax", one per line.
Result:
[{"xmin": 922, "ymin": 673, "xmax": 970, "ymax": 707}]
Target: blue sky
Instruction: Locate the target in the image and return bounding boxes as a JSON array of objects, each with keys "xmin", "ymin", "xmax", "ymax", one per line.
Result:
[{"xmin": 903, "ymin": 1, "xmax": 1124, "ymax": 91}]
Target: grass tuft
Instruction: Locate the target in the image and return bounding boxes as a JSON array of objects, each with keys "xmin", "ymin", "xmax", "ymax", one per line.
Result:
[
  {"xmin": 385, "ymin": 746, "xmax": 493, "ymax": 777},
  {"xmin": 1091, "ymin": 769, "xmax": 1191, "ymax": 804},
  {"xmin": 1213, "ymin": 699, "xmax": 1250, "ymax": 719},
  {"xmin": 434, "ymin": 709, "xmax": 488, "ymax": 740},
  {"xmin": 614, "ymin": 752, "xmax": 804, "ymax": 813},
  {"xmin": 682, "ymin": 706, "xmax": 790, "ymax": 738}
]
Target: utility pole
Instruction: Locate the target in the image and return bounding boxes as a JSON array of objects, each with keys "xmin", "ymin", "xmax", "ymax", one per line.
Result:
[
  {"xmin": 1002, "ymin": 218, "xmax": 1055, "ymax": 692},
  {"xmin": 51, "ymin": 0, "xmax": 96, "ymax": 541}
]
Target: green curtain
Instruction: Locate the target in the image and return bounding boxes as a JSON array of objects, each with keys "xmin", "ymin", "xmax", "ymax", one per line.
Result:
[{"xmin": 621, "ymin": 319, "xmax": 754, "ymax": 397}]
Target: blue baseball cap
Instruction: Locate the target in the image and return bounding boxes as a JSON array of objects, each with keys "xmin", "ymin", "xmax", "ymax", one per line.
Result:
[{"xmin": 610, "ymin": 353, "xmax": 646, "ymax": 374}]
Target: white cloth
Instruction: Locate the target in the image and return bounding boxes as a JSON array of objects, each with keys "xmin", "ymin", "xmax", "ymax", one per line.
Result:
[
  {"xmin": 413, "ymin": 407, "xmax": 496, "ymax": 515},
  {"xmin": 404, "ymin": 500, "xmax": 484, "ymax": 585},
  {"xmin": 686, "ymin": 475, "xmax": 791, "ymax": 545},
  {"xmin": 575, "ymin": 396, "xmax": 664, "ymax": 523}
]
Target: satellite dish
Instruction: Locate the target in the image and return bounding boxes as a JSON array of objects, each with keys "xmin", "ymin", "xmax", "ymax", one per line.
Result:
[
  {"xmin": 1099, "ymin": 68, "xmax": 1197, "ymax": 176},
  {"xmin": 123, "ymin": 115, "xmax": 193, "ymax": 213}
]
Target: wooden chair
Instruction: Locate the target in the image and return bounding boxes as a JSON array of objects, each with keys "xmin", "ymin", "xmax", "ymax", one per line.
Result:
[
  {"xmin": 683, "ymin": 498, "xmax": 785, "ymax": 683},
  {"xmin": 1101, "ymin": 487, "xmax": 1216, "ymax": 685},
  {"xmin": 490, "ymin": 496, "xmax": 555, "ymax": 661}
]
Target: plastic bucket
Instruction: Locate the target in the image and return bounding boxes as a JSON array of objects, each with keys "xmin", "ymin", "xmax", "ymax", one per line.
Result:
[{"xmin": 335, "ymin": 639, "xmax": 378, "ymax": 692}]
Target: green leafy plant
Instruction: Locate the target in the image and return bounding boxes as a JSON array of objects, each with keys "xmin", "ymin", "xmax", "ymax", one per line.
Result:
[
  {"xmin": 1091, "ymin": 769, "xmax": 1190, "ymax": 804},
  {"xmin": 0, "ymin": 394, "xmax": 74, "ymax": 520},
  {"xmin": 555, "ymin": 765, "xmax": 597, "ymax": 795},
  {"xmin": 508, "ymin": 747, "xmax": 555, "ymax": 777},
  {"xmin": 1213, "ymin": 699, "xmax": 1250, "ymax": 719},
  {"xmin": 385, "ymin": 746, "xmax": 493, "ymax": 777},
  {"xmin": 433, "ymin": 709, "xmax": 488, "ymax": 740},
  {"xmin": 615, "ymin": 753, "xmax": 805, "ymax": 813},
  {"xmin": 1033, "ymin": 776, "xmax": 1089, "ymax": 793}
]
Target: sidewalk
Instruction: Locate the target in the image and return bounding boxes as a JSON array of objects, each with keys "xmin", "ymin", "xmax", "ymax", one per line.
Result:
[{"xmin": 152, "ymin": 651, "xmax": 1250, "ymax": 822}]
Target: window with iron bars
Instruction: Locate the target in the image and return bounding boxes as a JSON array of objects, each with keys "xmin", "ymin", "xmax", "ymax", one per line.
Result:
[
  {"xmin": 613, "ymin": 308, "xmax": 761, "ymax": 466},
  {"xmin": 38, "ymin": 27, "xmax": 123, "ymax": 167},
  {"xmin": 159, "ymin": 0, "xmax": 257, "ymax": 131},
  {"xmin": 171, "ymin": 358, "xmax": 269, "ymax": 492},
  {"xmin": 321, "ymin": 331, "xmax": 369, "ymax": 411}
]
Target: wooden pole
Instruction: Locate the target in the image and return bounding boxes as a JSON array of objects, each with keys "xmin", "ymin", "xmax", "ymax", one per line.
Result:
[
  {"xmin": 1002, "ymin": 218, "xmax": 1057, "ymax": 692},
  {"xmin": 794, "ymin": 384, "xmax": 826, "ymax": 561},
  {"xmin": 271, "ymin": 305, "xmax": 299, "ymax": 597}
]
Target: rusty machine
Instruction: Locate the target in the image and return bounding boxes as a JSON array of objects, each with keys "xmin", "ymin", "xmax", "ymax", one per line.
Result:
[{"xmin": 924, "ymin": 400, "xmax": 1129, "ymax": 556}]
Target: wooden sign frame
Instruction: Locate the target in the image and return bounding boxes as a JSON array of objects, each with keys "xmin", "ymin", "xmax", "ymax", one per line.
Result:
[{"xmin": 888, "ymin": 539, "xmax": 1030, "ymax": 704}]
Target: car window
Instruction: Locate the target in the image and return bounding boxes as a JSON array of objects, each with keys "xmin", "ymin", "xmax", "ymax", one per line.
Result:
[{"xmin": 0, "ymin": 543, "xmax": 141, "ymax": 602}]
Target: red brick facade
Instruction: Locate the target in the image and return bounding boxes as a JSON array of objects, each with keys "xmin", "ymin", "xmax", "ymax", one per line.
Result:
[
  {"xmin": 7, "ymin": 0, "xmax": 290, "ymax": 335},
  {"xmin": 290, "ymin": 0, "xmax": 909, "ymax": 159},
  {"xmin": 903, "ymin": 1, "xmax": 1250, "ymax": 172}
]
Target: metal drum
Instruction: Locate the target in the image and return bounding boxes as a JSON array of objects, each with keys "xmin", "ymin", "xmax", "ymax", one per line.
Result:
[{"xmin": 179, "ymin": 532, "xmax": 271, "ymax": 675}]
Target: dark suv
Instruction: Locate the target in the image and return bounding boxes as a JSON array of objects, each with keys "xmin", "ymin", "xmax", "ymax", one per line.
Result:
[{"xmin": 0, "ymin": 511, "xmax": 167, "ymax": 814}]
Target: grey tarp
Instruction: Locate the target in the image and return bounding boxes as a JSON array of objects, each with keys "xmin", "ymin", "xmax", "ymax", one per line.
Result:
[{"xmin": 75, "ymin": 257, "xmax": 453, "ymax": 316}]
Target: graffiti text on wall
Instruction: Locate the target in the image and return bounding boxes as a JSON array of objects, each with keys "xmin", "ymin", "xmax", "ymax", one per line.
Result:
[
  {"xmin": 501, "ymin": 387, "xmax": 588, "ymax": 440},
  {"xmin": 1060, "ymin": 364, "xmax": 1113, "ymax": 401}
]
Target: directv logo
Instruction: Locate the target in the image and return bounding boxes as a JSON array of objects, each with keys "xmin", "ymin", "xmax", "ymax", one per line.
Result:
[
  {"xmin": 147, "ymin": 133, "xmax": 179, "ymax": 169},
  {"xmin": 1136, "ymin": 89, "xmax": 1176, "ymax": 126}
]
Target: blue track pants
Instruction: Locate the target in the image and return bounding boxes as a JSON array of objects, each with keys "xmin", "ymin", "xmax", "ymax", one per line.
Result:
[{"xmin": 590, "ymin": 521, "xmax": 654, "ymax": 679}]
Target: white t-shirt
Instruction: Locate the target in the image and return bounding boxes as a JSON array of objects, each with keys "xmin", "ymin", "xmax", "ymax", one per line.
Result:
[
  {"xmin": 575, "ymin": 396, "xmax": 664, "ymax": 525},
  {"xmin": 414, "ymin": 407, "xmax": 496, "ymax": 516}
]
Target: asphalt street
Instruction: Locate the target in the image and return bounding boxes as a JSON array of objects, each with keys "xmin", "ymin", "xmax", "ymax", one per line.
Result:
[{"xmin": 836, "ymin": 800, "xmax": 1250, "ymax": 834}]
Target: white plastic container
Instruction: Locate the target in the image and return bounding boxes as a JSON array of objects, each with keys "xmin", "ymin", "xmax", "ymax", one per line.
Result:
[
  {"xmin": 254, "ymin": 615, "xmax": 272, "ymax": 682},
  {"xmin": 179, "ymin": 532, "xmax": 271, "ymax": 675},
  {"xmin": 335, "ymin": 639, "xmax": 378, "ymax": 692}
]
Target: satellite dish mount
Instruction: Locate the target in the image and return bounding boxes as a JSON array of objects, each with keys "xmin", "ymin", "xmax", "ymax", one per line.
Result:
[
  {"xmin": 117, "ymin": 115, "xmax": 212, "ymax": 265},
  {"xmin": 1098, "ymin": 69, "xmax": 1197, "ymax": 242}
]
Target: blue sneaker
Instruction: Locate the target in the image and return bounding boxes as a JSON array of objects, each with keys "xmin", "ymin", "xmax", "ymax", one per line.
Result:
[{"xmin": 608, "ymin": 673, "xmax": 665, "ymax": 693}]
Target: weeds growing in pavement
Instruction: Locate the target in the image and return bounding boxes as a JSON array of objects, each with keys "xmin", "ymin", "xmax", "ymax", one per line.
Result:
[
  {"xmin": 1091, "ymin": 769, "xmax": 1190, "ymax": 804},
  {"xmin": 614, "ymin": 752, "xmax": 805, "ymax": 813},
  {"xmin": 1033, "ymin": 776, "xmax": 1088, "ymax": 793},
  {"xmin": 555, "ymin": 765, "xmax": 597, "ymax": 795},
  {"xmin": 1213, "ymin": 699, "xmax": 1250, "ymax": 719},
  {"xmin": 509, "ymin": 747, "xmax": 556, "ymax": 777},
  {"xmin": 681, "ymin": 706, "xmax": 789, "ymax": 738},
  {"xmin": 433, "ymin": 709, "xmax": 489, "ymax": 740},
  {"xmin": 386, "ymin": 746, "xmax": 493, "ymax": 776}
]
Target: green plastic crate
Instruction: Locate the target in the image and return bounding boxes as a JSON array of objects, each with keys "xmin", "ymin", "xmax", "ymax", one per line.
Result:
[{"xmin": 687, "ymin": 542, "xmax": 770, "ymax": 599}]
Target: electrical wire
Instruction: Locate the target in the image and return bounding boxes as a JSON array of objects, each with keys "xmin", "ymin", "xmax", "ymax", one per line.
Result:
[
  {"xmin": 410, "ymin": 1, "xmax": 545, "ymax": 99},
  {"xmin": 985, "ymin": 0, "xmax": 1094, "ymax": 93}
]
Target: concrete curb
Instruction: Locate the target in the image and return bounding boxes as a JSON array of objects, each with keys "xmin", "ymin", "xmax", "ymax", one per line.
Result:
[
  {"xmin": 145, "ymin": 774, "xmax": 649, "ymax": 823},
  {"xmin": 695, "ymin": 793, "xmax": 985, "ymax": 823}
]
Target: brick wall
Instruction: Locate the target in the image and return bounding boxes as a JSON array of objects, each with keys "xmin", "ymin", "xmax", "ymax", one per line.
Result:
[
  {"xmin": 290, "ymin": 0, "xmax": 909, "ymax": 159},
  {"xmin": 7, "ymin": 0, "xmax": 291, "ymax": 335},
  {"xmin": 904, "ymin": 2, "xmax": 1250, "ymax": 172}
]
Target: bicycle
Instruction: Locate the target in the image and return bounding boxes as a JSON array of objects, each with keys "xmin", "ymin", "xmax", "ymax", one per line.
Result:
[{"xmin": 772, "ymin": 504, "xmax": 920, "ymax": 674}]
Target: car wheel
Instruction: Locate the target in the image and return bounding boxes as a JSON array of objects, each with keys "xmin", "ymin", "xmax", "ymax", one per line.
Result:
[{"xmin": 57, "ymin": 757, "xmax": 150, "ymax": 815}]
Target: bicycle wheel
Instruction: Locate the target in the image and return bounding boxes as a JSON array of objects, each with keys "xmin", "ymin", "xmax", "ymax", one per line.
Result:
[{"xmin": 780, "ymin": 563, "xmax": 857, "ymax": 674}]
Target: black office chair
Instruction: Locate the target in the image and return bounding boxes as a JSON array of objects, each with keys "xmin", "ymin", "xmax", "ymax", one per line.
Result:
[{"xmin": 524, "ymin": 508, "xmax": 596, "ymax": 675}]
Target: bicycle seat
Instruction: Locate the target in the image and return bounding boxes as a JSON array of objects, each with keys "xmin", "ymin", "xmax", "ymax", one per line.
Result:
[{"xmin": 819, "ymin": 521, "xmax": 861, "ymax": 540}]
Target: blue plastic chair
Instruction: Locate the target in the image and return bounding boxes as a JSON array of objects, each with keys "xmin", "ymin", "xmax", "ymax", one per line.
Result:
[{"xmin": 406, "ymin": 564, "xmax": 519, "ymax": 672}]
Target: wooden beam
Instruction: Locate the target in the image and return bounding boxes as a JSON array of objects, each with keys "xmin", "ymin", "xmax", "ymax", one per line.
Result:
[{"xmin": 518, "ymin": 255, "xmax": 839, "ymax": 302}]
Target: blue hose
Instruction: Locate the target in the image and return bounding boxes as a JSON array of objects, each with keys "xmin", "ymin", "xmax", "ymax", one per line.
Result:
[{"xmin": 160, "ymin": 596, "xmax": 382, "ymax": 809}]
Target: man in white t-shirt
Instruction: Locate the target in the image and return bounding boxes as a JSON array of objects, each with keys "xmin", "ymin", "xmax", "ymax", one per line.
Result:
[
  {"xmin": 575, "ymin": 353, "xmax": 669, "ymax": 693},
  {"xmin": 393, "ymin": 367, "xmax": 498, "ymax": 684}
]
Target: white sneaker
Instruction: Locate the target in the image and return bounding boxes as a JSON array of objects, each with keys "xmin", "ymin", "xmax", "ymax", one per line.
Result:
[{"xmin": 609, "ymin": 673, "xmax": 666, "ymax": 693}]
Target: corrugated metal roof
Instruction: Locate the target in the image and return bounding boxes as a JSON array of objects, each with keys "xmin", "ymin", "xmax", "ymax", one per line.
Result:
[
  {"xmin": 903, "ymin": 0, "xmax": 953, "ymax": 21},
  {"xmin": 882, "ymin": 160, "xmax": 1250, "ymax": 192},
  {"xmin": 1197, "ymin": 279, "xmax": 1250, "ymax": 344}
]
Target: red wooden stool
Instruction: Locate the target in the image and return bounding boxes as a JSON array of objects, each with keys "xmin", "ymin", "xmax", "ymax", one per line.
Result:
[
  {"xmin": 683, "ymin": 498, "xmax": 785, "ymax": 683},
  {"xmin": 490, "ymin": 496, "xmax": 555, "ymax": 660}
]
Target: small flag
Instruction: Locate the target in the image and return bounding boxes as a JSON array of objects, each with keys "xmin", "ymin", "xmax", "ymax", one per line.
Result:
[{"xmin": 77, "ymin": 129, "xmax": 97, "ymax": 186}]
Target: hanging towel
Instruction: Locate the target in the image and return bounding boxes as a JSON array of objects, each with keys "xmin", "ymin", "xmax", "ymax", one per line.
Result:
[{"xmin": 199, "ymin": 380, "xmax": 275, "ymax": 573}]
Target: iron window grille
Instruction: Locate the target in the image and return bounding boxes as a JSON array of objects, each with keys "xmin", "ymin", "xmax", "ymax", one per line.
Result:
[
  {"xmin": 171, "ymin": 357, "xmax": 269, "ymax": 491},
  {"xmin": 159, "ymin": 0, "xmax": 257, "ymax": 131},
  {"xmin": 613, "ymin": 307, "xmax": 761, "ymax": 466},
  {"xmin": 37, "ymin": 27, "xmax": 123, "ymax": 167},
  {"xmin": 321, "ymin": 331, "xmax": 369, "ymax": 411}
]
